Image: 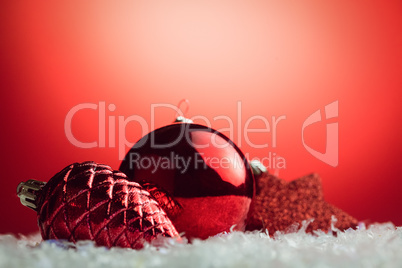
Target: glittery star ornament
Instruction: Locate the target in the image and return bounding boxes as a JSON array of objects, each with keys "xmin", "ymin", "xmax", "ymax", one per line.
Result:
[
  {"xmin": 246, "ymin": 170, "xmax": 358, "ymax": 234},
  {"xmin": 17, "ymin": 162, "xmax": 179, "ymax": 249}
]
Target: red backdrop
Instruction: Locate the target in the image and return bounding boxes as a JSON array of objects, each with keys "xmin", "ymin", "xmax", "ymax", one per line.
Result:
[{"xmin": 1, "ymin": 1, "xmax": 401, "ymax": 235}]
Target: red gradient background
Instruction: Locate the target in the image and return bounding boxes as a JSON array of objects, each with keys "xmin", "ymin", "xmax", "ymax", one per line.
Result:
[{"xmin": 1, "ymin": 1, "xmax": 401, "ymax": 235}]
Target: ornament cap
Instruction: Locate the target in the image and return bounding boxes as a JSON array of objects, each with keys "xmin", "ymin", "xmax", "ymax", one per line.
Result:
[
  {"xmin": 174, "ymin": 99, "xmax": 193, "ymax": 123},
  {"xmin": 250, "ymin": 160, "xmax": 267, "ymax": 177},
  {"xmin": 174, "ymin": 116, "xmax": 193, "ymax": 123},
  {"xmin": 17, "ymin": 180, "xmax": 46, "ymax": 211}
]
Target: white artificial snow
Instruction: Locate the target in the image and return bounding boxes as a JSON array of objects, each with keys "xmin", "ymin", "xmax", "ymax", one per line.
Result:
[{"xmin": 0, "ymin": 222, "xmax": 401, "ymax": 268}]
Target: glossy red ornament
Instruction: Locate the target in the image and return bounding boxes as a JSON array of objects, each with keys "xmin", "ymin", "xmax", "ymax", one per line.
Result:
[
  {"xmin": 120, "ymin": 123, "xmax": 254, "ymax": 239},
  {"xmin": 140, "ymin": 181, "xmax": 183, "ymax": 219},
  {"xmin": 17, "ymin": 162, "xmax": 178, "ymax": 249}
]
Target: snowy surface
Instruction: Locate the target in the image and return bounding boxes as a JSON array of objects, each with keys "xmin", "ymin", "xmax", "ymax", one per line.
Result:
[{"xmin": 1, "ymin": 222, "xmax": 401, "ymax": 268}]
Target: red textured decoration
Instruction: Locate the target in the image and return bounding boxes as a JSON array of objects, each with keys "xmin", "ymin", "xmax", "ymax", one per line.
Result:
[
  {"xmin": 140, "ymin": 181, "xmax": 183, "ymax": 220},
  {"xmin": 17, "ymin": 162, "xmax": 178, "ymax": 249},
  {"xmin": 246, "ymin": 170, "xmax": 358, "ymax": 234},
  {"xmin": 119, "ymin": 122, "xmax": 254, "ymax": 239}
]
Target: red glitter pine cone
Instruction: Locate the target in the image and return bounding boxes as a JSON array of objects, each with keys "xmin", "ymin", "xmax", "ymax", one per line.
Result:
[{"xmin": 17, "ymin": 161, "xmax": 179, "ymax": 249}]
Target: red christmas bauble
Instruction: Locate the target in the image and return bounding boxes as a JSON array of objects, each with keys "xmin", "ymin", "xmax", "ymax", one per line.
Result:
[
  {"xmin": 32, "ymin": 162, "xmax": 178, "ymax": 249},
  {"xmin": 120, "ymin": 123, "xmax": 254, "ymax": 239}
]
